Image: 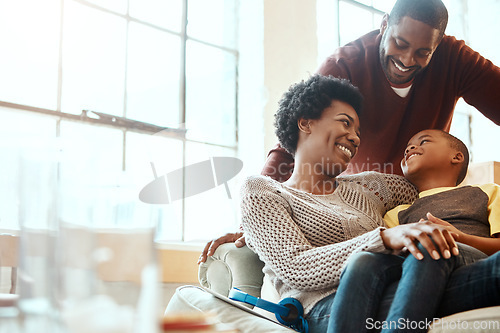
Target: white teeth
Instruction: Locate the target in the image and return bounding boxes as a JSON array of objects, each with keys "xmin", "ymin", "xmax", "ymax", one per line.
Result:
[
  {"xmin": 392, "ymin": 59, "xmax": 409, "ymax": 72},
  {"xmin": 407, "ymin": 154, "xmax": 419, "ymax": 161},
  {"xmin": 336, "ymin": 144, "xmax": 352, "ymax": 158}
]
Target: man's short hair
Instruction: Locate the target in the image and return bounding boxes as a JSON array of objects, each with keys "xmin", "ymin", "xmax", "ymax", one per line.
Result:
[
  {"xmin": 436, "ymin": 130, "xmax": 470, "ymax": 185},
  {"xmin": 389, "ymin": 0, "xmax": 448, "ymax": 39}
]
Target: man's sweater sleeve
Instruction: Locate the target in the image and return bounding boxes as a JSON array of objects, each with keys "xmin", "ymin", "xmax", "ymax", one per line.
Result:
[
  {"xmin": 448, "ymin": 38, "xmax": 500, "ymax": 125},
  {"xmin": 260, "ymin": 144, "xmax": 294, "ymax": 182}
]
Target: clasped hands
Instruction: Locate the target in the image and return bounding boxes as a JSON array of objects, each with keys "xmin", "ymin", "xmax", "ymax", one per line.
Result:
[
  {"xmin": 381, "ymin": 212, "xmax": 461, "ymax": 260},
  {"xmin": 198, "ymin": 212, "xmax": 461, "ymax": 264}
]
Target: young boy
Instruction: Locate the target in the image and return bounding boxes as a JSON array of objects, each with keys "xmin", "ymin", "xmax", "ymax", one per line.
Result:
[
  {"xmin": 384, "ymin": 129, "xmax": 500, "ymax": 255},
  {"xmin": 328, "ymin": 129, "xmax": 500, "ymax": 333}
]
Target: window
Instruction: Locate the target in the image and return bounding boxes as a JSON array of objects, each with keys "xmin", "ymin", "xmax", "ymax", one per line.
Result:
[
  {"xmin": 0, "ymin": 0, "xmax": 240, "ymax": 243},
  {"xmin": 337, "ymin": 0, "xmax": 391, "ymax": 46}
]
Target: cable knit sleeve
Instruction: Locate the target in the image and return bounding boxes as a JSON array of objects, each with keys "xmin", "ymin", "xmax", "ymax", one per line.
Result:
[
  {"xmin": 380, "ymin": 173, "xmax": 418, "ymax": 209},
  {"xmin": 240, "ymin": 176, "xmax": 388, "ymax": 292}
]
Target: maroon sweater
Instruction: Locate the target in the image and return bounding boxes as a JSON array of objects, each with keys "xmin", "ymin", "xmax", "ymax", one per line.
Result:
[{"xmin": 263, "ymin": 30, "xmax": 500, "ymax": 180}]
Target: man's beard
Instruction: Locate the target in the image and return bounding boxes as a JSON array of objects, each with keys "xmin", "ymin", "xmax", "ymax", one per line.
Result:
[{"xmin": 379, "ymin": 45, "xmax": 421, "ymax": 85}]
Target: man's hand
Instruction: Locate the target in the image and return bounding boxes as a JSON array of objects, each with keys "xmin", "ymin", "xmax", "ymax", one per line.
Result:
[
  {"xmin": 198, "ymin": 232, "xmax": 246, "ymax": 264},
  {"xmin": 381, "ymin": 220, "xmax": 459, "ymax": 260}
]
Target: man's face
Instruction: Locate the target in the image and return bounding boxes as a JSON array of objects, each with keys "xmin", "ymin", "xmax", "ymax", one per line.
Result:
[{"xmin": 379, "ymin": 16, "xmax": 442, "ymax": 85}]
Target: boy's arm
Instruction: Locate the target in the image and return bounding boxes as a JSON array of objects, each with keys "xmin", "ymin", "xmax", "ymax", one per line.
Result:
[
  {"xmin": 480, "ymin": 183, "xmax": 500, "ymax": 236},
  {"xmin": 427, "ymin": 213, "xmax": 500, "ymax": 256},
  {"xmin": 383, "ymin": 204, "xmax": 411, "ymax": 228}
]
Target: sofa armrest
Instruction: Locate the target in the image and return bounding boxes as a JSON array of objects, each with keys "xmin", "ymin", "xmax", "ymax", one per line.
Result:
[{"xmin": 198, "ymin": 244, "xmax": 265, "ymax": 301}]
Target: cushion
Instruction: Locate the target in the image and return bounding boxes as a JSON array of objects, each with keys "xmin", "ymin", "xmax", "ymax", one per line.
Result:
[
  {"xmin": 198, "ymin": 244, "xmax": 264, "ymax": 302},
  {"xmin": 428, "ymin": 306, "xmax": 500, "ymax": 333}
]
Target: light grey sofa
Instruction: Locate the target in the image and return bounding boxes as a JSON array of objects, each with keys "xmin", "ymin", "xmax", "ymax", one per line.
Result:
[{"xmin": 165, "ymin": 243, "xmax": 500, "ymax": 333}]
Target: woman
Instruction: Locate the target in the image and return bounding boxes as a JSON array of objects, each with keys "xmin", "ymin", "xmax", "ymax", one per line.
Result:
[{"xmin": 238, "ymin": 74, "xmax": 459, "ymax": 332}]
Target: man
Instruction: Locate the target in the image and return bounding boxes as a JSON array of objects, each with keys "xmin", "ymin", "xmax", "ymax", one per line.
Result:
[
  {"xmin": 263, "ymin": 0, "xmax": 500, "ymax": 181},
  {"xmin": 199, "ymin": 0, "xmax": 500, "ymax": 261}
]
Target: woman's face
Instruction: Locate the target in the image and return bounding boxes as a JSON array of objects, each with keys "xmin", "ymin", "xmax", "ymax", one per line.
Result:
[{"xmin": 301, "ymin": 100, "xmax": 361, "ymax": 177}]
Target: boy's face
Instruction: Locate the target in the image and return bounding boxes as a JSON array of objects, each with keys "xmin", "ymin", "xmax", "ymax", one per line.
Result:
[{"xmin": 401, "ymin": 130, "xmax": 457, "ymax": 182}]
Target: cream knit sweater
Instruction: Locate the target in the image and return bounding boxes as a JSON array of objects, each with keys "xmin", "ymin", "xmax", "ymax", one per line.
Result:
[{"xmin": 240, "ymin": 171, "xmax": 418, "ymax": 313}]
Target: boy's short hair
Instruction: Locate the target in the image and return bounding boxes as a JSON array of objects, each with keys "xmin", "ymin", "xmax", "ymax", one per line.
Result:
[
  {"xmin": 436, "ymin": 130, "xmax": 470, "ymax": 185},
  {"xmin": 274, "ymin": 74, "xmax": 363, "ymax": 155}
]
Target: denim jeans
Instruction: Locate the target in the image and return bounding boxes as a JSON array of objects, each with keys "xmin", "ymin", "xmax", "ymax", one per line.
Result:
[{"xmin": 306, "ymin": 243, "xmax": 499, "ymax": 333}]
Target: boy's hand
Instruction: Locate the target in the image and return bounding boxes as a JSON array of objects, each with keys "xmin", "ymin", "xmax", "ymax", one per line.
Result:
[
  {"xmin": 198, "ymin": 232, "xmax": 246, "ymax": 264},
  {"xmin": 381, "ymin": 220, "xmax": 459, "ymax": 260}
]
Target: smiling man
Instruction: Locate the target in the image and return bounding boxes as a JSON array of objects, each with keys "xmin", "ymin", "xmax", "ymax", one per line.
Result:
[{"xmin": 263, "ymin": 0, "xmax": 500, "ymax": 180}]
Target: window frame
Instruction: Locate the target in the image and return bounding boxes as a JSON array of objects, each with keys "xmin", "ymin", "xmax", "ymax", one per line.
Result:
[{"xmin": 0, "ymin": 0, "xmax": 240, "ymax": 242}]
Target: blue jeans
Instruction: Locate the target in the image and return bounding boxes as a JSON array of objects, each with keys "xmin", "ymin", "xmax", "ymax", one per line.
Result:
[{"xmin": 306, "ymin": 243, "xmax": 498, "ymax": 333}]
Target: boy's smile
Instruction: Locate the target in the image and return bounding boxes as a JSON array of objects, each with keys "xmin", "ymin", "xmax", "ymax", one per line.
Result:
[
  {"xmin": 401, "ymin": 130, "xmax": 448, "ymax": 177},
  {"xmin": 404, "ymin": 150, "xmax": 421, "ymax": 163},
  {"xmin": 401, "ymin": 129, "xmax": 466, "ymax": 191}
]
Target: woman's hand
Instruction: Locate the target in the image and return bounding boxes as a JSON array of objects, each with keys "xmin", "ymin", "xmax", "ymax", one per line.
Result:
[
  {"xmin": 197, "ymin": 232, "xmax": 246, "ymax": 264},
  {"xmin": 381, "ymin": 220, "xmax": 459, "ymax": 260}
]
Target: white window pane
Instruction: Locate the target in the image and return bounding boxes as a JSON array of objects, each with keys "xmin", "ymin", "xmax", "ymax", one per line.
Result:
[
  {"xmin": 0, "ymin": 0, "xmax": 60, "ymax": 109},
  {"xmin": 58, "ymin": 121, "xmax": 123, "ymax": 176},
  {"xmin": 373, "ymin": 12, "xmax": 384, "ymax": 27},
  {"xmin": 183, "ymin": 142, "xmax": 239, "ymax": 242},
  {"xmin": 352, "ymin": 0, "xmax": 372, "ymax": 7},
  {"xmin": 85, "ymin": 0, "xmax": 127, "ymax": 14},
  {"xmin": 60, "ymin": 121, "xmax": 123, "ymax": 222},
  {"xmin": 126, "ymin": 23, "xmax": 181, "ymax": 127},
  {"xmin": 61, "ymin": 1, "xmax": 126, "ymax": 116},
  {"xmin": 185, "ymin": 41, "xmax": 237, "ymax": 146},
  {"xmin": 129, "ymin": 0, "xmax": 183, "ymax": 32},
  {"xmin": 450, "ymin": 103, "xmax": 471, "ymax": 150},
  {"xmin": 339, "ymin": 2, "xmax": 378, "ymax": 45},
  {"xmin": 57, "ymin": 121, "xmax": 126, "ymax": 227},
  {"xmin": 125, "ymin": 131, "xmax": 184, "ymax": 241},
  {"xmin": 0, "ymin": 107, "xmax": 57, "ymax": 231},
  {"xmin": 469, "ymin": 109, "xmax": 500, "ymax": 163},
  {"xmin": 372, "ymin": 0, "xmax": 397, "ymax": 13},
  {"xmin": 187, "ymin": 0, "xmax": 237, "ymax": 49}
]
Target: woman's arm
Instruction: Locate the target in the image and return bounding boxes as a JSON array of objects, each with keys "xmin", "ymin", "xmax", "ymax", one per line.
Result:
[{"xmin": 240, "ymin": 180, "xmax": 388, "ymax": 292}]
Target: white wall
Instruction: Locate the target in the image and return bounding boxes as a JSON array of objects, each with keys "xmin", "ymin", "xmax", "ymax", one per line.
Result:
[
  {"xmin": 237, "ymin": 0, "xmax": 319, "ymax": 176},
  {"xmin": 262, "ymin": 0, "xmax": 319, "ymax": 153},
  {"xmin": 237, "ymin": 0, "xmax": 266, "ymax": 175},
  {"xmin": 463, "ymin": 0, "xmax": 500, "ymax": 163},
  {"xmin": 447, "ymin": 0, "xmax": 500, "ymax": 163}
]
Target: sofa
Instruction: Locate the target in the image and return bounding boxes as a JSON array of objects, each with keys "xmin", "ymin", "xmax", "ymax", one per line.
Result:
[
  {"xmin": 165, "ymin": 243, "xmax": 500, "ymax": 333},
  {"xmin": 165, "ymin": 243, "xmax": 293, "ymax": 332}
]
